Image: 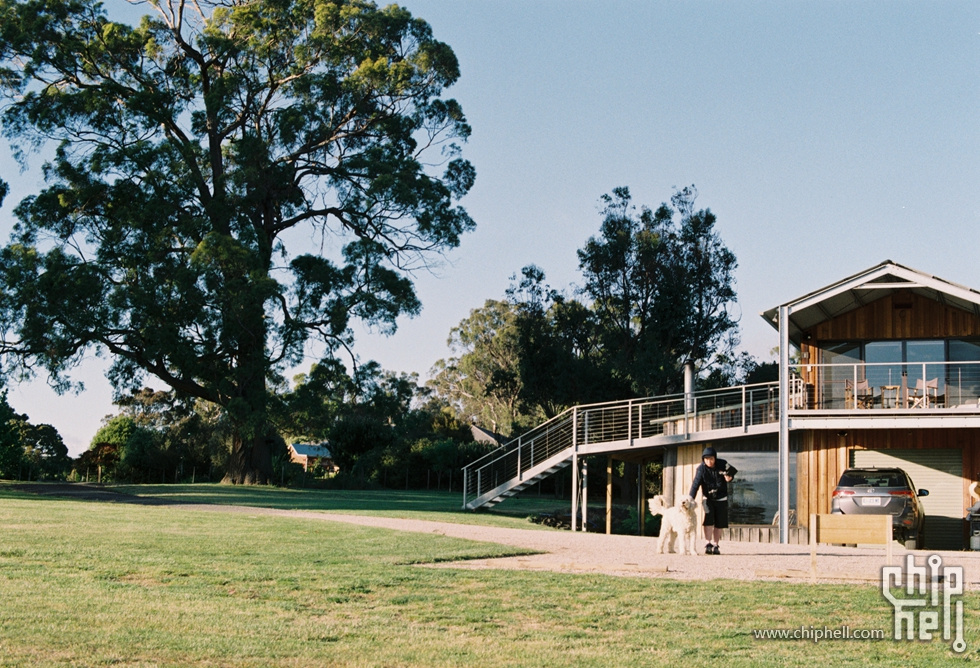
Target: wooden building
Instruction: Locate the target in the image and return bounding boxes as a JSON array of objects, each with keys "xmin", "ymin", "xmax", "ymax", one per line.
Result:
[
  {"xmin": 288, "ymin": 442, "xmax": 338, "ymax": 473},
  {"xmin": 464, "ymin": 261, "xmax": 980, "ymax": 549},
  {"xmin": 656, "ymin": 262, "xmax": 980, "ymax": 549},
  {"xmin": 759, "ymin": 261, "xmax": 980, "ymax": 549}
]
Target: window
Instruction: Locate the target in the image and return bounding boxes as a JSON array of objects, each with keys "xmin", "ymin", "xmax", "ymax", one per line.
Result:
[{"xmin": 725, "ymin": 451, "xmax": 796, "ymax": 525}]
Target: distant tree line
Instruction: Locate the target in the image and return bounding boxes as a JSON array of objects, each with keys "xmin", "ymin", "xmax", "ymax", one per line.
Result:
[
  {"xmin": 0, "ymin": 390, "xmax": 71, "ymax": 480},
  {"xmin": 429, "ymin": 186, "xmax": 771, "ymax": 437}
]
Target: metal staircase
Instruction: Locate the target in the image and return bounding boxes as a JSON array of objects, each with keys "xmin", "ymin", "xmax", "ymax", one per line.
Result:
[
  {"xmin": 462, "ymin": 380, "xmax": 795, "ymax": 510},
  {"xmin": 478, "ymin": 457, "xmax": 572, "ymax": 509}
]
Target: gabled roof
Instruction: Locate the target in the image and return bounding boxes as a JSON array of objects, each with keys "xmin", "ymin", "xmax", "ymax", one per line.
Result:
[
  {"xmin": 470, "ymin": 424, "xmax": 506, "ymax": 446},
  {"xmin": 761, "ymin": 260, "xmax": 980, "ymax": 346},
  {"xmin": 289, "ymin": 442, "xmax": 332, "ymax": 458}
]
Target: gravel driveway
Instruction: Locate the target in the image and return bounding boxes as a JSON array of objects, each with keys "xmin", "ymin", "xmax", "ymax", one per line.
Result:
[{"xmin": 184, "ymin": 505, "xmax": 980, "ymax": 588}]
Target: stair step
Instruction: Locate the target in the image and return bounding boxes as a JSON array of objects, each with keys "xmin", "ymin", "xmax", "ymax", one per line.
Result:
[{"xmin": 467, "ymin": 455, "xmax": 574, "ymax": 510}]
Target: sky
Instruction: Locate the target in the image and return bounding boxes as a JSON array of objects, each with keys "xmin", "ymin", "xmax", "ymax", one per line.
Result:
[{"xmin": 2, "ymin": 1, "xmax": 978, "ymax": 456}]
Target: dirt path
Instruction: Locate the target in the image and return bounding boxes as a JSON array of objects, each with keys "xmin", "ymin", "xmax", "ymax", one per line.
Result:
[
  {"xmin": 11, "ymin": 484, "xmax": 980, "ymax": 587},
  {"xmin": 194, "ymin": 505, "xmax": 980, "ymax": 587}
]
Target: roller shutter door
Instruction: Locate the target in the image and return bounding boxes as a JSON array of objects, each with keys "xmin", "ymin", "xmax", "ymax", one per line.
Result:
[{"xmin": 851, "ymin": 449, "xmax": 963, "ymax": 550}]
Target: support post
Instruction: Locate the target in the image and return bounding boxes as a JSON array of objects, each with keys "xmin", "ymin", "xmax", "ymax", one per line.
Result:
[
  {"xmin": 684, "ymin": 361, "xmax": 694, "ymax": 438},
  {"xmin": 571, "ymin": 407, "xmax": 579, "ymax": 532},
  {"xmin": 517, "ymin": 436, "xmax": 522, "ymax": 481},
  {"xmin": 581, "ymin": 458, "xmax": 588, "ymax": 532},
  {"xmin": 662, "ymin": 447, "xmax": 676, "ymax": 504},
  {"xmin": 628, "ymin": 400, "xmax": 634, "ymax": 444},
  {"xmin": 778, "ymin": 304, "xmax": 791, "ymax": 544},
  {"xmin": 638, "ymin": 461, "xmax": 647, "ymax": 536},
  {"xmin": 571, "ymin": 453, "xmax": 579, "ymax": 532},
  {"xmin": 741, "ymin": 384, "xmax": 747, "ymax": 432},
  {"xmin": 606, "ymin": 456, "xmax": 613, "ymax": 535}
]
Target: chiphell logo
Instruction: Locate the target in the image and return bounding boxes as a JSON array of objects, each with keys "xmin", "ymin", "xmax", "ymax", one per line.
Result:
[{"xmin": 881, "ymin": 553, "xmax": 966, "ymax": 653}]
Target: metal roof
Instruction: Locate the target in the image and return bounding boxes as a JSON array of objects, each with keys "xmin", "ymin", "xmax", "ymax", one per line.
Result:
[
  {"xmin": 289, "ymin": 442, "xmax": 332, "ymax": 458},
  {"xmin": 760, "ymin": 260, "xmax": 980, "ymax": 346}
]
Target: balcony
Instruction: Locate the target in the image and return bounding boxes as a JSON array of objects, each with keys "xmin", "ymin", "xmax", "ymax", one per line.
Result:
[{"xmin": 794, "ymin": 360, "xmax": 980, "ymax": 412}]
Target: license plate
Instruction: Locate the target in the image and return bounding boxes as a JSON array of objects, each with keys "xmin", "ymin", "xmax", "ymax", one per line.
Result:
[{"xmin": 862, "ymin": 497, "xmax": 882, "ymax": 506}]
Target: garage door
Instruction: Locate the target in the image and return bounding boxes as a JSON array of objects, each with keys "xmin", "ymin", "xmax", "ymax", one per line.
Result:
[{"xmin": 851, "ymin": 449, "xmax": 963, "ymax": 550}]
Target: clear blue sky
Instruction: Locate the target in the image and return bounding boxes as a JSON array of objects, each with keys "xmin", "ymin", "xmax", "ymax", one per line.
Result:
[{"xmin": 2, "ymin": 1, "xmax": 978, "ymax": 456}]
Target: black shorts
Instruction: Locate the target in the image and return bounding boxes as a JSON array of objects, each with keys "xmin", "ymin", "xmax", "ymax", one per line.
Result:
[{"xmin": 703, "ymin": 498, "xmax": 729, "ymax": 529}]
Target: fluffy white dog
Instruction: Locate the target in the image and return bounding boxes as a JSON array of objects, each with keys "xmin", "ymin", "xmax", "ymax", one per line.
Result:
[{"xmin": 648, "ymin": 494, "xmax": 699, "ymax": 555}]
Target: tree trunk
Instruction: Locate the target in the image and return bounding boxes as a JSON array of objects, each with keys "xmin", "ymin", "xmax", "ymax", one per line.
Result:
[
  {"xmin": 223, "ymin": 430, "xmax": 273, "ymax": 485},
  {"xmin": 220, "ymin": 330, "xmax": 274, "ymax": 484},
  {"xmin": 218, "ymin": 253, "xmax": 275, "ymax": 485}
]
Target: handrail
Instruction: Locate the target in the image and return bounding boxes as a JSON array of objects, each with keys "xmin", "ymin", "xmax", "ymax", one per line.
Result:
[
  {"xmin": 796, "ymin": 360, "xmax": 980, "ymax": 410},
  {"xmin": 462, "ymin": 380, "xmax": 788, "ymax": 508}
]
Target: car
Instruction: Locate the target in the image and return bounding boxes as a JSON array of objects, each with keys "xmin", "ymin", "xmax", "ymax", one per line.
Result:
[{"xmin": 831, "ymin": 467, "xmax": 929, "ymax": 549}]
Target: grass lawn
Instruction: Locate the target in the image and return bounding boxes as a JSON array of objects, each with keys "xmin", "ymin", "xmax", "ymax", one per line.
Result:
[
  {"xmin": 107, "ymin": 483, "xmax": 574, "ymax": 529},
  {"xmin": 0, "ymin": 484, "xmax": 976, "ymax": 666}
]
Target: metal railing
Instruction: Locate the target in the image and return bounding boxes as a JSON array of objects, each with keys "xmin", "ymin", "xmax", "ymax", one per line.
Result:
[
  {"xmin": 462, "ymin": 379, "xmax": 799, "ymax": 508},
  {"xmin": 796, "ymin": 360, "xmax": 980, "ymax": 410}
]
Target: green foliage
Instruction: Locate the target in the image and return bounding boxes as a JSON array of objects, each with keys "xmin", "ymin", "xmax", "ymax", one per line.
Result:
[
  {"xmin": 619, "ymin": 505, "xmax": 661, "ymax": 537},
  {"xmin": 90, "ymin": 415, "xmax": 138, "ymax": 449},
  {"xmin": 578, "ymin": 185, "xmax": 739, "ymax": 396},
  {"xmin": 83, "ymin": 391, "xmax": 230, "ymax": 483},
  {"xmin": 427, "ymin": 299, "xmax": 535, "ymax": 435},
  {"xmin": 0, "ymin": 0, "xmax": 474, "ymax": 484},
  {"xmin": 0, "ymin": 391, "xmax": 21, "ymax": 478},
  {"xmin": 430, "ymin": 186, "xmax": 742, "ymax": 436},
  {"xmin": 280, "ymin": 359, "xmax": 477, "ymax": 490},
  {"xmin": 0, "ymin": 388, "xmax": 71, "ymax": 480}
]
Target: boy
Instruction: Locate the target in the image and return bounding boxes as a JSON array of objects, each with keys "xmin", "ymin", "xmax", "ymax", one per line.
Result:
[{"xmin": 689, "ymin": 446, "xmax": 737, "ymax": 554}]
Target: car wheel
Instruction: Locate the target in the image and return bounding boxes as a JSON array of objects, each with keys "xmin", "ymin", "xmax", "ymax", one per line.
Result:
[{"xmin": 905, "ymin": 530, "xmax": 922, "ymax": 550}]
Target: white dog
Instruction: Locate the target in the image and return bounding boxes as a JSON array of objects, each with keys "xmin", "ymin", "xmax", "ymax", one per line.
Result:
[{"xmin": 648, "ymin": 495, "xmax": 699, "ymax": 555}]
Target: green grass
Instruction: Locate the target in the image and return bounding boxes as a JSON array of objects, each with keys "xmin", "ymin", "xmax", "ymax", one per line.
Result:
[
  {"xmin": 107, "ymin": 483, "xmax": 571, "ymax": 529},
  {"xmin": 0, "ymin": 486, "xmax": 977, "ymax": 666}
]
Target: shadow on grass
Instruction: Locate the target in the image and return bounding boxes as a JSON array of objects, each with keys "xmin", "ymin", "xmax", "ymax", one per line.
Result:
[{"xmin": 0, "ymin": 482, "xmax": 570, "ymax": 528}]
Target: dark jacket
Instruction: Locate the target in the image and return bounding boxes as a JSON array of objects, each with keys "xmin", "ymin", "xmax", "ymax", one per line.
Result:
[{"xmin": 689, "ymin": 459, "xmax": 737, "ymax": 500}]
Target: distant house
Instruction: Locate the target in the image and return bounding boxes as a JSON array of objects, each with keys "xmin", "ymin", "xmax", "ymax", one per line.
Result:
[
  {"xmin": 470, "ymin": 425, "xmax": 506, "ymax": 448},
  {"xmin": 288, "ymin": 443, "xmax": 338, "ymax": 473}
]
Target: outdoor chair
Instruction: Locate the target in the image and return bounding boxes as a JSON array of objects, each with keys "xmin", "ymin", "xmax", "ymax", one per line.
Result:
[
  {"xmin": 909, "ymin": 378, "xmax": 939, "ymax": 409},
  {"xmin": 844, "ymin": 378, "xmax": 874, "ymax": 409}
]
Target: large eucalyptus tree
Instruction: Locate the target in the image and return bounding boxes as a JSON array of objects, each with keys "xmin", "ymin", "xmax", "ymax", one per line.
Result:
[{"xmin": 0, "ymin": 0, "xmax": 474, "ymax": 482}]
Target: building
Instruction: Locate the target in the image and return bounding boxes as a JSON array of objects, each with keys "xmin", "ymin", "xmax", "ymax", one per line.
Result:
[
  {"xmin": 463, "ymin": 261, "xmax": 980, "ymax": 550},
  {"xmin": 288, "ymin": 442, "xmax": 338, "ymax": 473}
]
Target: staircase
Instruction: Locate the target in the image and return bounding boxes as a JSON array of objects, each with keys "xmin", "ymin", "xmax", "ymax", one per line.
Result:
[
  {"xmin": 462, "ymin": 380, "xmax": 792, "ymax": 510},
  {"xmin": 478, "ymin": 458, "xmax": 572, "ymax": 510}
]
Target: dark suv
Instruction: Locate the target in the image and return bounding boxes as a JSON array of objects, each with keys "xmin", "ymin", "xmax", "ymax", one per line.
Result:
[{"xmin": 831, "ymin": 467, "xmax": 928, "ymax": 549}]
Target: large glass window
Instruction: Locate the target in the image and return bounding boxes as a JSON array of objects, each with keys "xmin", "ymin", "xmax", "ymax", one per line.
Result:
[
  {"xmin": 906, "ymin": 340, "xmax": 946, "ymax": 398},
  {"xmin": 865, "ymin": 341, "xmax": 903, "ymax": 394},
  {"xmin": 949, "ymin": 340, "xmax": 980, "ymax": 405},
  {"xmin": 822, "ymin": 342, "xmax": 861, "ymax": 409},
  {"xmin": 725, "ymin": 451, "xmax": 796, "ymax": 525}
]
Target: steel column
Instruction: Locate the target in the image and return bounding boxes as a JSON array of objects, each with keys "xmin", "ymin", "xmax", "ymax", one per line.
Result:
[{"xmin": 778, "ymin": 304, "xmax": 790, "ymax": 544}]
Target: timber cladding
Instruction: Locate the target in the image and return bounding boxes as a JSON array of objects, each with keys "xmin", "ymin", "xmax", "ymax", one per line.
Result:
[
  {"xmin": 796, "ymin": 428, "xmax": 980, "ymax": 520},
  {"xmin": 806, "ymin": 291, "xmax": 980, "ymax": 343}
]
